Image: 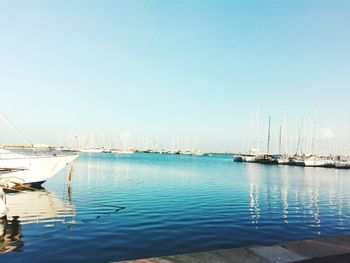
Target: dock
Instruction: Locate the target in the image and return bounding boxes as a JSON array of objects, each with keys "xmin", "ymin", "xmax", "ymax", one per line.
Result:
[{"xmin": 120, "ymin": 235, "xmax": 350, "ymax": 263}]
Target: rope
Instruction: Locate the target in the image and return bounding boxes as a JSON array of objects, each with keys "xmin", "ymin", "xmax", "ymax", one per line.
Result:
[{"xmin": 0, "ymin": 112, "xmax": 35, "ymax": 151}]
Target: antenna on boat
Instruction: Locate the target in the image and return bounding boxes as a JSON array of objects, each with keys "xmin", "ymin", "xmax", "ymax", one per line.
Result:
[{"xmin": 0, "ymin": 113, "xmax": 35, "ymax": 151}]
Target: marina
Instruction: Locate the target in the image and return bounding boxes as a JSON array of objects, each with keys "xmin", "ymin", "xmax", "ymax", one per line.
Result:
[
  {"xmin": 233, "ymin": 107, "xmax": 350, "ymax": 170},
  {"xmin": 1, "ymin": 1, "xmax": 350, "ymax": 262},
  {"xmin": 1, "ymin": 105, "xmax": 350, "ymax": 262},
  {"xmin": 233, "ymin": 153, "xmax": 350, "ymax": 169}
]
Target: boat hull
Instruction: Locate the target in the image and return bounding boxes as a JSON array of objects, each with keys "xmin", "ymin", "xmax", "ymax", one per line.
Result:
[
  {"xmin": 289, "ymin": 157, "xmax": 305, "ymax": 166},
  {"xmin": 245, "ymin": 156, "xmax": 257, "ymax": 163},
  {"xmin": 233, "ymin": 156, "xmax": 244, "ymax": 162},
  {"xmin": 277, "ymin": 159, "xmax": 290, "ymax": 165},
  {"xmin": 256, "ymin": 155, "xmax": 278, "ymax": 165},
  {"xmin": 335, "ymin": 161, "xmax": 350, "ymax": 169},
  {"xmin": 0, "ymin": 155, "xmax": 78, "ymax": 185},
  {"xmin": 304, "ymin": 159, "xmax": 335, "ymax": 168}
]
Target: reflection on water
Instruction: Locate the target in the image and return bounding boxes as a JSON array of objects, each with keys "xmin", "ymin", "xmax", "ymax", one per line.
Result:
[
  {"xmin": 249, "ymin": 178, "xmax": 260, "ymax": 227},
  {"xmin": 6, "ymin": 190, "xmax": 75, "ymax": 225},
  {"xmin": 246, "ymin": 164, "xmax": 350, "ymax": 234},
  {"xmin": 1, "ymin": 154, "xmax": 350, "ymax": 262},
  {"xmin": 0, "ymin": 189, "xmax": 75, "ymax": 254},
  {"xmin": 0, "ymin": 217, "xmax": 22, "ymax": 254}
]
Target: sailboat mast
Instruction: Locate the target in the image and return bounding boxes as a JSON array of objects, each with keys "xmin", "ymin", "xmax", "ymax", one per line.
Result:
[
  {"xmin": 256, "ymin": 109, "xmax": 260, "ymax": 153},
  {"xmin": 284, "ymin": 113, "xmax": 288, "ymax": 155},
  {"xmin": 279, "ymin": 125, "xmax": 282, "ymax": 154},
  {"xmin": 267, "ymin": 115, "xmax": 271, "ymax": 154},
  {"xmin": 310, "ymin": 105, "xmax": 319, "ymax": 155},
  {"xmin": 296, "ymin": 118, "xmax": 304, "ymax": 156}
]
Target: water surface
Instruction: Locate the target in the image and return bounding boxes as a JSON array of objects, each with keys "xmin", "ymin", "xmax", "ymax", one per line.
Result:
[{"xmin": 1, "ymin": 153, "xmax": 350, "ymax": 262}]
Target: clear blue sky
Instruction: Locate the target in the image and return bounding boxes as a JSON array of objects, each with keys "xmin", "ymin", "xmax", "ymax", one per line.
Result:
[{"xmin": 1, "ymin": 1, "xmax": 349, "ymax": 151}]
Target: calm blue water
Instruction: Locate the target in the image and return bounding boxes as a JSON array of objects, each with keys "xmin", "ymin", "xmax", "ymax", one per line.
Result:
[{"xmin": 1, "ymin": 153, "xmax": 350, "ymax": 262}]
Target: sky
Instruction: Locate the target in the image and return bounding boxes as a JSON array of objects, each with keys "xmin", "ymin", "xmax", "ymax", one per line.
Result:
[{"xmin": 0, "ymin": 1, "xmax": 350, "ymax": 152}]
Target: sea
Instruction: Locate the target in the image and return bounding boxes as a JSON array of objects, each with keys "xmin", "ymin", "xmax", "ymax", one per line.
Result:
[{"xmin": 1, "ymin": 153, "xmax": 350, "ymax": 262}]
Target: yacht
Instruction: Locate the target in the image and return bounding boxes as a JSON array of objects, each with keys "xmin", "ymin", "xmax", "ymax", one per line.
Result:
[{"xmin": 0, "ymin": 149, "xmax": 78, "ymax": 187}]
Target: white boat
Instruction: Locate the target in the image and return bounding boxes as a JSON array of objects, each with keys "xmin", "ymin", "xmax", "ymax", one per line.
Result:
[
  {"xmin": 277, "ymin": 158, "xmax": 290, "ymax": 165},
  {"xmin": 304, "ymin": 156, "xmax": 335, "ymax": 168},
  {"xmin": 0, "ymin": 149, "xmax": 78, "ymax": 187},
  {"xmin": 191, "ymin": 151, "xmax": 204, "ymax": 156},
  {"xmin": 289, "ymin": 156, "xmax": 305, "ymax": 166},
  {"xmin": 80, "ymin": 148, "xmax": 104, "ymax": 153},
  {"xmin": 335, "ymin": 161, "xmax": 350, "ymax": 169},
  {"xmin": 111, "ymin": 149, "xmax": 135, "ymax": 154},
  {"xmin": 241, "ymin": 109, "xmax": 260, "ymax": 163},
  {"xmin": 245, "ymin": 154, "xmax": 258, "ymax": 163},
  {"xmin": 182, "ymin": 152, "xmax": 192, "ymax": 155}
]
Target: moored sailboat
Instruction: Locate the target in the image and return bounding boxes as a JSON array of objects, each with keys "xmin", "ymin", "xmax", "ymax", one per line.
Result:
[
  {"xmin": 255, "ymin": 116, "xmax": 279, "ymax": 165},
  {"xmin": 303, "ymin": 155, "xmax": 335, "ymax": 168},
  {"xmin": 256, "ymin": 154, "xmax": 278, "ymax": 165}
]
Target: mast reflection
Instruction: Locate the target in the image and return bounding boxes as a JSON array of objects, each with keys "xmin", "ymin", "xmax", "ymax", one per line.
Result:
[{"xmin": 247, "ymin": 165, "xmax": 261, "ymax": 228}]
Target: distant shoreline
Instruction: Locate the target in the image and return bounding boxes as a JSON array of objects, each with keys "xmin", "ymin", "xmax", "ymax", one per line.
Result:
[{"xmin": 2, "ymin": 145, "xmax": 239, "ymax": 155}]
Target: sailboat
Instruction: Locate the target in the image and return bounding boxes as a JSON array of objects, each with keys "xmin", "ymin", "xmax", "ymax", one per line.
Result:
[
  {"xmin": 335, "ymin": 118, "xmax": 350, "ymax": 169},
  {"xmin": 256, "ymin": 116, "xmax": 278, "ymax": 165},
  {"xmin": 288, "ymin": 118, "xmax": 305, "ymax": 166},
  {"xmin": 303, "ymin": 106, "xmax": 335, "ymax": 168},
  {"xmin": 234, "ymin": 109, "xmax": 260, "ymax": 163},
  {"xmin": 304, "ymin": 155, "xmax": 335, "ymax": 168},
  {"xmin": 277, "ymin": 115, "xmax": 291, "ymax": 165}
]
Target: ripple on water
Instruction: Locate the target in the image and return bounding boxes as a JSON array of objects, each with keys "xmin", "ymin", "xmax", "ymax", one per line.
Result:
[{"xmin": 2, "ymin": 153, "xmax": 350, "ymax": 262}]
